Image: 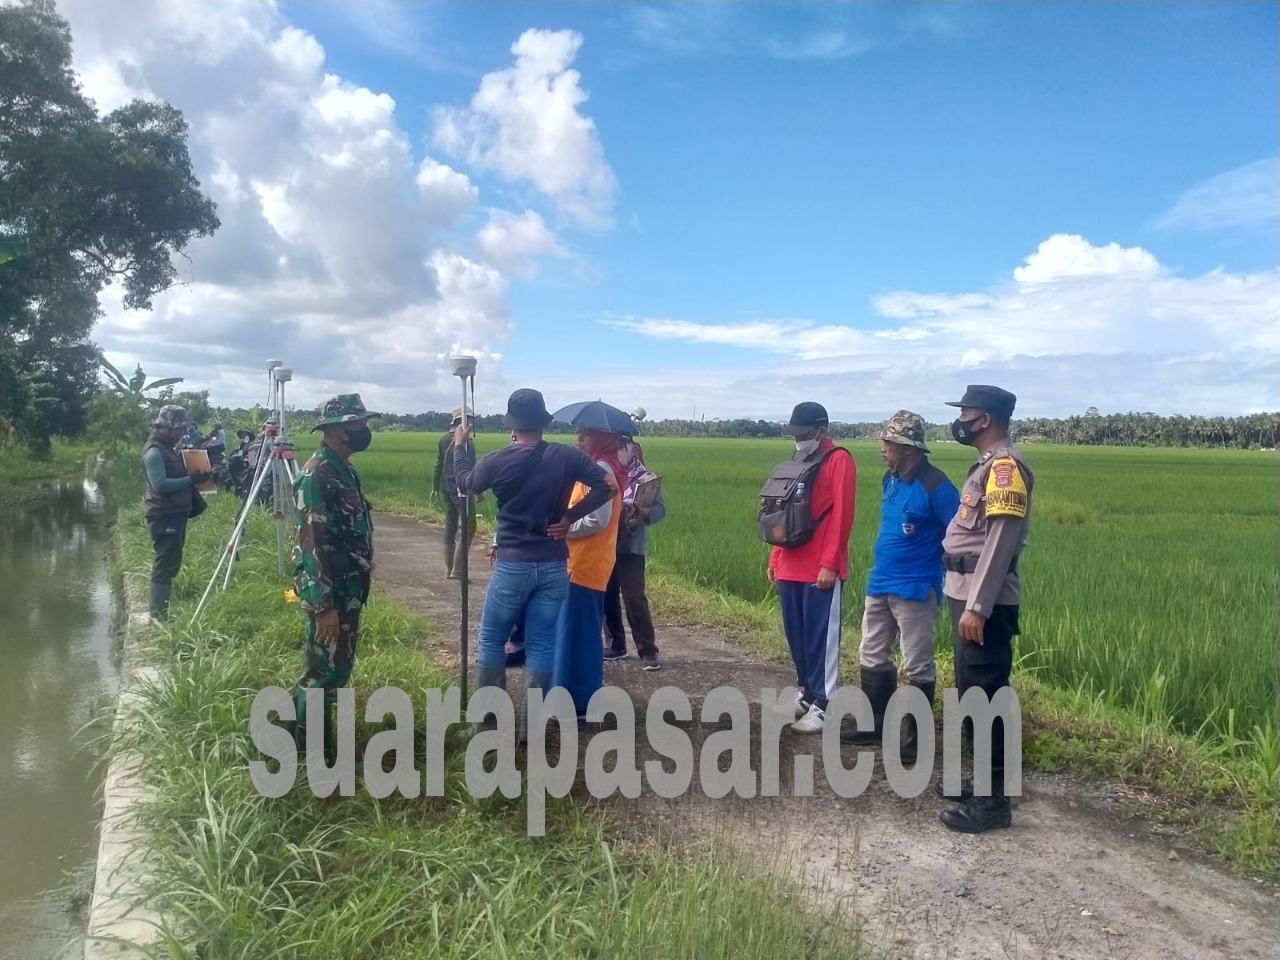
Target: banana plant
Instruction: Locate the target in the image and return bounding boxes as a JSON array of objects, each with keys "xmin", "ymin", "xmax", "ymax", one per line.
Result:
[{"xmin": 96, "ymin": 352, "xmax": 184, "ymax": 412}]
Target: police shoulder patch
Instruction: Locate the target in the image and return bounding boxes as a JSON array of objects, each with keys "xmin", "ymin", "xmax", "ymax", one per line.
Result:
[{"xmin": 984, "ymin": 456, "xmax": 1027, "ymax": 518}]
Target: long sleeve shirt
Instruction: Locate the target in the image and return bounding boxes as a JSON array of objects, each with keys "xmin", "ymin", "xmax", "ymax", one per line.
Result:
[
  {"xmin": 142, "ymin": 445, "xmax": 193, "ymax": 493},
  {"xmin": 866, "ymin": 459, "xmax": 962, "ymax": 603},
  {"xmin": 769, "ymin": 439, "xmax": 857, "ymax": 583},
  {"xmin": 941, "ymin": 444, "xmax": 1034, "ymax": 614},
  {"xmin": 452, "ymin": 440, "xmax": 612, "ymax": 563}
]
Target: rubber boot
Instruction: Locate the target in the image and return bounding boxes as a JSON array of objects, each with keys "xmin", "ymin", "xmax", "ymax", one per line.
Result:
[
  {"xmin": 517, "ymin": 669, "xmax": 552, "ymax": 744},
  {"xmin": 840, "ymin": 665, "xmax": 897, "ymax": 744},
  {"xmin": 149, "ymin": 582, "xmax": 172, "ymax": 622},
  {"xmin": 899, "ymin": 679, "xmax": 936, "ymax": 763},
  {"xmin": 452, "ymin": 537, "xmax": 469, "ymax": 583},
  {"xmin": 473, "ymin": 663, "xmax": 507, "ymax": 731}
]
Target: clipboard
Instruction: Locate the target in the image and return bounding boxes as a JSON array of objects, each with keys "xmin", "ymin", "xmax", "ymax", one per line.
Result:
[
  {"xmin": 631, "ymin": 474, "xmax": 662, "ymax": 509},
  {"xmin": 181, "ymin": 449, "xmax": 218, "ymax": 494}
]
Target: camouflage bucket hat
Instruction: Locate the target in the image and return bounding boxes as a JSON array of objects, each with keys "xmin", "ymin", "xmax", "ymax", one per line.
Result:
[
  {"xmin": 312, "ymin": 393, "xmax": 381, "ymax": 431},
  {"xmin": 874, "ymin": 409, "xmax": 929, "ymax": 451},
  {"xmin": 153, "ymin": 404, "xmax": 189, "ymax": 429}
]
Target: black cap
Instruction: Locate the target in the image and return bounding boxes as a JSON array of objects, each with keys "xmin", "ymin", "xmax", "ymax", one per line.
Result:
[
  {"xmin": 503, "ymin": 388, "xmax": 554, "ymax": 431},
  {"xmin": 945, "ymin": 385, "xmax": 1017, "ymax": 420},
  {"xmin": 781, "ymin": 401, "xmax": 830, "ymax": 436}
]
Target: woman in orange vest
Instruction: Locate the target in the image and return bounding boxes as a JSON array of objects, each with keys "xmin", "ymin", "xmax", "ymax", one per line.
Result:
[{"xmin": 551, "ymin": 427, "xmax": 626, "ymax": 717}]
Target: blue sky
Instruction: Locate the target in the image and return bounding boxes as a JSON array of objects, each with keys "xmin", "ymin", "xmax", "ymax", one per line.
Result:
[{"xmin": 63, "ymin": 1, "xmax": 1278, "ymax": 421}]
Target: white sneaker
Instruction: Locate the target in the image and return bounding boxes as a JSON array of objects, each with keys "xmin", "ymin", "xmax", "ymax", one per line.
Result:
[
  {"xmin": 792, "ymin": 702, "xmax": 825, "ymax": 733},
  {"xmin": 775, "ymin": 689, "xmax": 808, "ymax": 719}
]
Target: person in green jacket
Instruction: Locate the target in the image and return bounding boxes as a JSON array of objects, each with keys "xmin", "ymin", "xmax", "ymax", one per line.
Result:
[{"xmin": 140, "ymin": 405, "xmax": 211, "ymax": 621}]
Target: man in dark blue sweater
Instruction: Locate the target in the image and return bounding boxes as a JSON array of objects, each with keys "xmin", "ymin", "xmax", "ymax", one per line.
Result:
[
  {"xmin": 452, "ymin": 388, "xmax": 614, "ymax": 737},
  {"xmin": 841, "ymin": 410, "xmax": 961, "ymax": 761}
]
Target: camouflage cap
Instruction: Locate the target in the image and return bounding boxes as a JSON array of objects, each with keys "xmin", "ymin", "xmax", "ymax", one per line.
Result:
[
  {"xmin": 312, "ymin": 393, "xmax": 381, "ymax": 431},
  {"xmin": 874, "ymin": 409, "xmax": 929, "ymax": 451},
  {"xmin": 153, "ymin": 404, "xmax": 189, "ymax": 429}
]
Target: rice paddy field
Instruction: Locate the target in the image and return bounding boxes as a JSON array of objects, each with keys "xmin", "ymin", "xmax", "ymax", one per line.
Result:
[{"xmin": 356, "ymin": 431, "xmax": 1278, "ymax": 756}]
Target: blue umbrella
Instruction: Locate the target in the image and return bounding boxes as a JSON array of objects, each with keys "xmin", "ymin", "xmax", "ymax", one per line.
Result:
[{"xmin": 552, "ymin": 400, "xmax": 639, "ymax": 436}]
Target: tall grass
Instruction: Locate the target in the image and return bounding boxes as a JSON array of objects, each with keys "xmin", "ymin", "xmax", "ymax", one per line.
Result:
[
  {"xmin": 105, "ymin": 494, "xmax": 867, "ymax": 958},
  {"xmin": 358, "ymin": 433, "xmax": 1278, "ymax": 747}
]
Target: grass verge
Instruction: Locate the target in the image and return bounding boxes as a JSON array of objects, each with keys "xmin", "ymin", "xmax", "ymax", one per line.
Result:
[
  {"xmin": 101, "ymin": 493, "xmax": 869, "ymax": 959},
  {"xmin": 0, "ymin": 441, "xmax": 100, "ymax": 505}
]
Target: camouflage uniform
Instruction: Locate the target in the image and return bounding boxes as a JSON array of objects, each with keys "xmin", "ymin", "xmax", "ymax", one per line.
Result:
[{"xmin": 290, "ymin": 394, "xmax": 379, "ymax": 743}]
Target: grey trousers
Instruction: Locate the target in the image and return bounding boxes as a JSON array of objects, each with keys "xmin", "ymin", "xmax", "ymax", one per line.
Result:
[{"xmin": 858, "ymin": 589, "xmax": 939, "ymax": 684}]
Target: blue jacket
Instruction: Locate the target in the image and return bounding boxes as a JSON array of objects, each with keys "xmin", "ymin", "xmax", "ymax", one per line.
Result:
[{"xmin": 865, "ymin": 459, "xmax": 961, "ymax": 603}]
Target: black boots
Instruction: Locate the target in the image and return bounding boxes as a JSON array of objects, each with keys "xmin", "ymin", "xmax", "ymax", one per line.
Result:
[
  {"xmin": 940, "ymin": 794, "xmax": 1012, "ymax": 833},
  {"xmin": 149, "ymin": 582, "xmax": 172, "ymax": 622},
  {"xmin": 898, "ymin": 679, "xmax": 935, "ymax": 763},
  {"xmin": 840, "ymin": 665, "xmax": 897, "ymax": 744}
]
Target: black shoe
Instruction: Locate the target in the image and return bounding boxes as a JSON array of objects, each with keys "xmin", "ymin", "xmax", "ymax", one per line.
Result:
[
  {"xmin": 603, "ymin": 648, "xmax": 629, "ymax": 662},
  {"xmin": 899, "ymin": 679, "xmax": 936, "ymax": 763},
  {"xmin": 641, "ymin": 653, "xmax": 663, "ymax": 672},
  {"xmin": 935, "ymin": 776, "xmax": 974, "ymax": 802},
  {"xmin": 940, "ymin": 795, "xmax": 1012, "ymax": 833}
]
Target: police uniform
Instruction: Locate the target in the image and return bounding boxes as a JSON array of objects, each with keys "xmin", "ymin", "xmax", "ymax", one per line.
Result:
[
  {"xmin": 291, "ymin": 394, "xmax": 378, "ymax": 757},
  {"xmin": 936, "ymin": 385, "xmax": 1033, "ymax": 833}
]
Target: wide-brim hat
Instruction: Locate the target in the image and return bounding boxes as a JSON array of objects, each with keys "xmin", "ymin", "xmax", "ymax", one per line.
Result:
[
  {"xmin": 503, "ymin": 388, "xmax": 554, "ymax": 431},
  {"xmin": 312, "ymin": 393, "xmax": 381, "ymax": 431},
  {"xmin": 781, "ymin": 400, "xmax": 830, "ymax": 437},
  {"xmin": 873, "ymin": 409, "xmax": 929, "ymax": 451}
]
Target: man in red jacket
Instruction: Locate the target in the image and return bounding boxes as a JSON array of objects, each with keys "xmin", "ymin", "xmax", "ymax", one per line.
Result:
[{"xmin": 768, "ymin": 401, "xmax": 857, "ymax": 733}]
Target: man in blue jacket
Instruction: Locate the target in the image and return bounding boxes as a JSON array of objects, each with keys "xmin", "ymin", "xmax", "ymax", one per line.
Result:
[{"xmin": 842, "ymin": 410, "xmax": 960, "ymax": 762}]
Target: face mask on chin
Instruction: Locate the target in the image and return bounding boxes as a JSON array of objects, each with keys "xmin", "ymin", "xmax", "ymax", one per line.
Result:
[
  {"xmin": 795, "ymin": 438, "xmax": 820, "ymax": 457},
  {"xmin": 950, "ymin": 417, "xmax": 984, "ymax": 446},
  {"xmin": 344, "ymin": 424, "xmax": 372, "ymax": 452}
]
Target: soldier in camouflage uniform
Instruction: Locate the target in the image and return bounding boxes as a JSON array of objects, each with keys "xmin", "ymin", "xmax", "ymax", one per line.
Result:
[
  {"xmin": 934, "ymin": 385, "xmax": 1034, "ymax": 834},
  {"xmin": 290, "ymin": 394, "xmax": 379, "ymax": 760}
]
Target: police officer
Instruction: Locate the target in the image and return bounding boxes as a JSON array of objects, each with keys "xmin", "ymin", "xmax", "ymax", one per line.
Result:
[
  {"xmin": 140, "ymin": 404, "xmax": 211, "ymax": 622},
  {"xmin": 935, "ymin": 385, "xmax": 1033, "ymax": 833},
  {"xmin": 431, "ymin": 406, "xmax": 481, "ymax": 579},
  {"xmin": 290, "ymin": 394, "xmax": 379, "ymax": 764}
]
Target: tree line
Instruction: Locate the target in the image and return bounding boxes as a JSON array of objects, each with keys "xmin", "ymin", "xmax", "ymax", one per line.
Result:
[{"xmin": 352, "ymin": 407, "xmax": 1277, "ymax": 450}]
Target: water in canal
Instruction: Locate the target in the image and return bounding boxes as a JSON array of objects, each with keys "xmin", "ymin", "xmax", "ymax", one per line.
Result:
[{"xmin": 0, "ymin": 471, "xmax": 121, "ymax": 958}]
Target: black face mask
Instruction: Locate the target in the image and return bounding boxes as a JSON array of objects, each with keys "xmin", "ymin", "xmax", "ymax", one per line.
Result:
[
  {"xmin": 344, "ymin": 425, "xmax": 372, "ymax": 452},
  {"xmin": 951, "ymin": 416, "xmax": 985, "ymax": 446}
]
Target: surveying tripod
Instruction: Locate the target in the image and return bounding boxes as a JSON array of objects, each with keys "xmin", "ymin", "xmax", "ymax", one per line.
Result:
[{"xmin": 190, "ymin": 361, "xmax": 300, "ymax": 625}]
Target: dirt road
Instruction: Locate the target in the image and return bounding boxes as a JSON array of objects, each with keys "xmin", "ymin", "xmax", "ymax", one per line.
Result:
[{"xmin": 371, "ymin": 512, "xmax": 1279, "ymax": 960}]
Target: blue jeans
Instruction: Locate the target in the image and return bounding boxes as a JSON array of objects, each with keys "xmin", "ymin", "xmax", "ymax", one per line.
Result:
[{"xmin": 476, "ymin": 560, "xmax": 569, "ymax": 673}]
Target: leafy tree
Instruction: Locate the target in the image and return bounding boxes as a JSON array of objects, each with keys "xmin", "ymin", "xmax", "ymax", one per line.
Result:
[{"xmin": 0, "ymin": 0, "xmax": 219, "ymax": 456}]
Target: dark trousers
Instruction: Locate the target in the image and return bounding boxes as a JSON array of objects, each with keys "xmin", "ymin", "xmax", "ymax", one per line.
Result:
[
  {"xmin": 146, "ymin": 512, "xmax": 188, "ymax": 620},
  {"xmin": 948, "ymin": 597, "xmax": 1019, "ymax": 797},
  {"xmin": 603, "ymin": 552, "xmax": 659, "ymax": 657},
  {"xmin": 777, "ymin": 579, "xmax": 843, "ymax": 711},
  {"xmin": 147, "ymin": 513, "xmax": 188, "ymax": 586},
  {"xmin": 443, "ymin": 495, "xmax": 476, "ymax": 567}
]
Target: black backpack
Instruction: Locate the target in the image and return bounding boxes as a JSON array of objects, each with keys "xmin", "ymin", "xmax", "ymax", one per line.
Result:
[{"xmin": 757, "ymin": 446, "xmax": 849, "ymax": 548}]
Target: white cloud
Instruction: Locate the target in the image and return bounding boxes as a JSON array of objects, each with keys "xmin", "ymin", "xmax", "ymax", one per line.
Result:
[
  {"xmin": 474, "ymin": 210, "xmax": 567, "ymax": 279},
  {"xmin": 1152, "ymin": 157, "xmax": 1279, "ymax": 233},
  {"xmin": 432, "ymin": 29, "xmax": 617, "ymax": 230},
  {"xmin": 55, "ymin": 0, "xmax": 586, "ymax": 415},
  {"xmin": 416, "ymin": 158, "xmax": 478, "ymax": 228},
  {"xmin": 599, "ymin": 234, "xmax": 1280, "ymax": 420},
  {"xmin": 1012, "ymin": 234, "xmax": 1161, "ymax": 285}
]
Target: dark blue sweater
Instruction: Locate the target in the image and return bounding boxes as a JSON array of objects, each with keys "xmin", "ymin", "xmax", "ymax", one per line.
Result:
[{"xmin": 453, "ymin": 440, "xmax": 612, "ymax": 563}]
